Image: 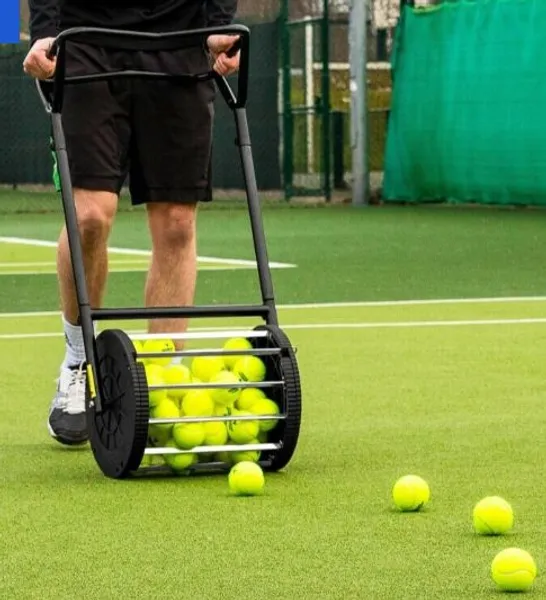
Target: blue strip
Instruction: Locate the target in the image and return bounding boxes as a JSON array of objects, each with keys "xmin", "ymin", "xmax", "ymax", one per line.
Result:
[{"xmin": 0, "ymin": 0, "xmax": 19, "ymax": 44}]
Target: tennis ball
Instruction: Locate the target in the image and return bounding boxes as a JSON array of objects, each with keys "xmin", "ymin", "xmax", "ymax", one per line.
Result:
[
  {"xmin": 491, "ymin": 548, "xmax": 537, "ymax": 592},
  {"xmin": 232, "ymin": 441, "xmax": 261, "ymax": 464},
  {"xmin": 181, "ymin": 389, "xmax": 215, "ymax": 417},
  {"xmin": 148, "ymin": 424, "xmax": 171, "ymax": 447},
  {"xmin": 172, "ymin": 422, "xmax": 206, "ymax": 449},
  {"xmin": 227, "ymin": 410, "xmax": 260, "ymax": 444},
  {"xmin": 473, "ymin": 496, "xmax": 514, "ymax": 535},
  {"xmin": 191, "ymin": 356, "xmax": 224, "ymax": 382},
  {"xmin": 144, "ymin": 363, "xmax": 167, "ymax": 407},
  {"xmin": 142, "ymin": 338, "xmax": 175, "ymax": 366},
  {"xmin": 236, "ymin": 387, "xmax": 266, "ymax": 411},
  {"xmin": 215, "ymin": 451, "xmax": 234, "ymax": 465},
  {"xmin": 210, "ymin": 370, "xmax": 241, "ymax": 407},
  {"xmin": 223, "ymin": 337, "xmax": 253, "ymax": 370},
  {"xmin": 248, "ymin": 398, "xmax": 280, "ymax": 432},
  {"xmin": 163, "ymin": 440, "xmax": 197, "ymax": 473},
  {"xmin": 203, "ymin": 421, "xmax": 228, "ymax": 446},
  {"xmin": 163, "ymin": 364, "xmax": 192, "ymax": 400},
  {"xmin": 214, "ymin": 404, "xmax": 229, "ymax": 417},
  {"xmin": 233, "ymin": 356, "xmax": 267, "ymax": 382},
  {"xmin": 140, "ymin": 453, "xmax": 165, "ymax": 467},
  {"xmin": 392, "ymin": 475, "xmax": 430, "ymax": 512},
  {"xmin": 151, "ymin": 398, "xmax": 180, "ymax": 432},
  {"xmin": 228, "ymin": 461, "xmax": 265, "ymax": 496}
]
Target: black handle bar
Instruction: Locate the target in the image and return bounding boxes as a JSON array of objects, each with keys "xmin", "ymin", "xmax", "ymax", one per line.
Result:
[{"xmin": 41, "ymin": 24, "xmax": 249, "ymax": 113}]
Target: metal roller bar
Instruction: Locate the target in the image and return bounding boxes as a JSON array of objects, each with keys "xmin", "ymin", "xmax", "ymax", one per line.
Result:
[
  {"xmin": 129, "ymin": 330, "xmax": 269, "ymax": 342},
  {"xmin": 149, "ymin": 413, "xmax": 286, "ymax": 425},
  {"xmin": 138, "ymin": 347, "xmax": 281, "ymax": 359},
  {"xmin": 148, "ymin": 380, "xmax": 284, "ymax": 391},
  {"xmin": 92, "ymin": 305, "xmax": 269, "ymax": 320},
  {"xmin": 145, "ymin": 442, "xmax": 280, "ymax": 455}
]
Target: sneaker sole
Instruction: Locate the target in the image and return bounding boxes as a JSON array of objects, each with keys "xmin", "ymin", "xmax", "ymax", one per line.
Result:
[{"xmin": 47, "ymin": 421, "xmax": 88, "ymax": 446}]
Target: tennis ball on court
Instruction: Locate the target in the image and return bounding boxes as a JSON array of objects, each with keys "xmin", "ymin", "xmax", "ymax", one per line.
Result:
[
  {"xmin": 233, "ymin": 356, "xmax": 267, "ymax": 382},
  {"xmin": 473, "ymin": 496, "xmax": 514, "ymax": 535},
  {"xmin": 163, "ymin": 440, "xmax": 197, "ymax": 473},
  {"xmin": 163, "ymin": 363, "xmax": 192, "ymax": 400},
  {"xmin": 191, "ymin": 355, "xmax": 225, "ymax": 382},
  {"xmin": 144, "ymin": 363, "xmax": 167, "ymax": 407},
  {"xmin": 227, "ymin": 410, "xmax": 260, "ymax": 444},
  {"xmin": 172, "ymin": 422, "xmax": 206, "ymax": 449},
  {"xmin": 203, "ymin": 421, "xmax": 228, "ymax": 446},
  {"xmin": 232, "ymin": 441, "xmax": 261, "ymax": 464},
  {"xmin": 151, "ymin": 398, "xmax": 180, "ymax": 431},
  {"xmin": 142, "ymin": 338, "xmax": 175, "ymax": 366},
  {"xmin": 181, "ymin": 389, "xmax": 215, "ymax": 417},
  {"xmin": 223, "ymin": 337, "xmax": 253, "ymax": 370},
  {"xmin": 228, "ymin": 461, "xmax": 265, "ymax": 496},
  {"xmin": 236, "ymin": 387, "xmax": 266, "ymax": 411},
  {"xmin": 491, "ymin": 548, "xmax": 537, "ymax": 592},
  {"xmin": 248, "ymin": 398, "xmax": 280, "ymax": 432},
  {"xmin": 210, "ymin": 370, "xmax": 241, "ymax": 407},
  {"xmin": 392, "ymin": 475, "xmax": 430, "ymax": 512}
]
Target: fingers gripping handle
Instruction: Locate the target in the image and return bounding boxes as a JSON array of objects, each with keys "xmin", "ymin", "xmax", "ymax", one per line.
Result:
[{"xmin": 44, "ymin": 25, "xmax": 250, "ymax": 112}]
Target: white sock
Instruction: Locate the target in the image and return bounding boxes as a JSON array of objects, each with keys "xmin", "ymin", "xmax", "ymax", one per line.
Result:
[{"xmin": 61, "ymin": 316, "xmax": 86, "ymax": 370}]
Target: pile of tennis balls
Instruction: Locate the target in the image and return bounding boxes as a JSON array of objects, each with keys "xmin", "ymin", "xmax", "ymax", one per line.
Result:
[
  {"xmin": 134, "ymin": 336, "xmax": 278, "ymax": 495},
  {"xmin": 392, "ymin": 475, "xmax": 538, "ymax": 594}
]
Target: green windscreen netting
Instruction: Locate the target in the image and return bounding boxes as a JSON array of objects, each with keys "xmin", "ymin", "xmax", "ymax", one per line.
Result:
[{"xmin": 383, "ymin": 0, "xmax": 546, "ymax": 206}]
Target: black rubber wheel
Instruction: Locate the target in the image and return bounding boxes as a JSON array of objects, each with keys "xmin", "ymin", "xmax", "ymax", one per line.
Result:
[
  {"xmin": 86, "ymin": 329, "xmax": 149, "ymax": 479},
  {"xmin": 251, "ymin": 325, "xmax": 302, "ymax": 471}
]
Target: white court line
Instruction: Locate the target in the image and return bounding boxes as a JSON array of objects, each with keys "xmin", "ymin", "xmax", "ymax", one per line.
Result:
[
  {"xmin": 0, "ymin": 236, "xmax": 296, "ymax": 269},
  {"xmin": 1, "ymin": 296, "xmax": 546, "ymax": 319},
  {"xmin": 2, "ymin": 317, "xmax": 546, "ymax": 340}
]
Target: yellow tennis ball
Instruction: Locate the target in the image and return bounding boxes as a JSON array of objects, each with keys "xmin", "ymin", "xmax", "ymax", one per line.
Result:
[
  {"xmin": 223, "ymin": 337, "xmax": 253, "ymax": 370},
  {"xmin": 210, "ymin": 370, "xmax": 241, "ymax": 407},
  {"xmin": 144, "ymin": 363, "xmax": 167, "ymax": 407},
  {"xmin": 172, "ymin": 423, "xmax": 206, "ymax": 450},
  {"xmin": 227, "ymin": 410, "xmax": 260, "ymax": 444},
  {"xmin": 181, "ymin": 389, "xmax": 215, "ymax": 417},
  {"xmin": 233, "ymin": 356, "xmax": 267, "ymax": 382},
  {"xmin": 228, "ymin": 461, "xmax": 265, "ymax": 496},
  {"xmin": 473, "ymin": 496, "xmax": 514, "ymax": 535},
  {"xmin": 163, "ymin": 440, "xmax": 197, "ymax": 473},
  {"xmin": 151, "ymin": 398, "xmax": 180, "ymax": 432},
  {"xmin": 236, "ymin": 387, "xmax": 266, "ymax": 411},
  {"xmin": 203, "ymin": 421, "xmax": 228, "ymax": 446},
  {"xmin": 140, "ymin": 453, "xmax": 165, "ymax": 467},
  {"xmin": 248, "ymin": 398, "xmax": 280, "ymax": 432},
  {"xmin": 215, "ymin": 451, "xmax": 234, "ymax": 465},
  {"xmin": 392, "ymin": 475, "xmax": 430, "ymax": 512},
  {"xmin": 232, "ymin": 441, "xmax": 261, "ymax": 464},
  {"xmin": 142, "ymin": 338, "xmax": 175, "ymax": 366},
  {"xmin": 491, "ymin": 548, "xmax": 537, "ymax": 592},
  {"xmin": 148, "ymin": 424, "xmax": 171, "ymax": 447},
  {"xmin": 214, "ymin": 404, "xmax": 229, "ymax": 417},
  {"xmin": 191, "ymin": 356, "xmax": 224, "ymax": 382},
  {"xmin": 163, "ymin": 364, "xmax": 192, "ymax": 400}
]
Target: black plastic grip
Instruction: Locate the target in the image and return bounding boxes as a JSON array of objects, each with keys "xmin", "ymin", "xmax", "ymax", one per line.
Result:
[{"xmin": 45, "ymin": 24, "xmax": 249, "ymax": 113}]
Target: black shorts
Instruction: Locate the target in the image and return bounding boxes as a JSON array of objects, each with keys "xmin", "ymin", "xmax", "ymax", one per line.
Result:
[{"xmin": 58, "ymin": 41, "xmax": 216, "ymax": 204}]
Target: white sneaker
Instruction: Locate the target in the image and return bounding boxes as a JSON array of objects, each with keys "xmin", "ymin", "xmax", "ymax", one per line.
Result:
[{"xmin": 48, "ymin": 363, "xmax": 88, "ymax": 445}]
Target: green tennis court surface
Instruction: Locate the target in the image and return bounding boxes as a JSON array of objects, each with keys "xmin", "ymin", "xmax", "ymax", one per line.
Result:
[{"xmin": 1, "ymin": 194, "xmax": 546, "ymax": 598}]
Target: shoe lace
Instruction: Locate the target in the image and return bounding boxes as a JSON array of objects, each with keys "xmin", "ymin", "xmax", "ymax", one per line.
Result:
[{"xmin": 64, "ymin": 363, "xmax": 87, "ymax": 415}]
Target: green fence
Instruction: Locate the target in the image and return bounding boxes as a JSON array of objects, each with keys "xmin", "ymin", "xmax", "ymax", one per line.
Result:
[
  {"xmin": 384, "ymin": 0, "xmax": 546, "ymax": 206},
  {"xmin": 0, "ymin": 22, "xmax": 280, "ymax": 191}
]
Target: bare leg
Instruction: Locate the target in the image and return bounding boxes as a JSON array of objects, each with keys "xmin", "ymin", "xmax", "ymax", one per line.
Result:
[
  {"xmin": 57, "ymin": 189, "xmax": 118, "ymax": 324},
  {"xmin": 145, "ymin": 202, "xmax": 198, "ymax": 348}
]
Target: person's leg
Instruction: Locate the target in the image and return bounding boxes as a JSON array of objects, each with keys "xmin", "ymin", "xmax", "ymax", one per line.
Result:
[
  {"xmin": 145, "ymin": 203, "xmax": 198, "ymax": 344},
  {"xmin": 48, "ymin": 44, "xmax": 131, "ymax": 445},
  {"xmin": 48, "ymin": 191, "xmax": 118, "ymax": 444},
  {"xmin": 131, "ymin": 50, "xmax": 215, "ymax": 345}
]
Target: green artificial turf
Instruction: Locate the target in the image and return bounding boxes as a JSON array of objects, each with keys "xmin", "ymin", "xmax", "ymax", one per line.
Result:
[{"xmin": 0, "ymin": 194, "xmax": 546, "ymax": 598}]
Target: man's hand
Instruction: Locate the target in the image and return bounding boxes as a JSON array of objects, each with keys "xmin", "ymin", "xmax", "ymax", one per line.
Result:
[
  {"xmin": 207, "ymin": 34, "xmax": 240, "ymax": 77},
  {"xmin": 23, "ymin": 37, "xmax": 57, "ymax": 80}
]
